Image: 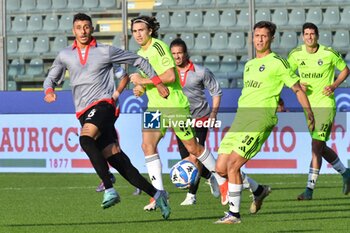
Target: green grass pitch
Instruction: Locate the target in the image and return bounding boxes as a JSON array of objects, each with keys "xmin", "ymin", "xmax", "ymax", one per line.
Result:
[{"xmin": 1, "ymin": 173, "xmax": 349, "ymax": 233}]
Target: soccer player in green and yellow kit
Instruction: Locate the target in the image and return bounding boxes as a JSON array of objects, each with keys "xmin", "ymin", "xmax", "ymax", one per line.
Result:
[
  {"xmin": 288, "ymin": 22, "xmax": 350, "ymax": 200},
  {"xmin": 214, "ymin": 21, "xmax": 315, "ymax": 224},
  {"xmin": 129, "ymin": 16, "xmax": 228, "ymax": 211}
]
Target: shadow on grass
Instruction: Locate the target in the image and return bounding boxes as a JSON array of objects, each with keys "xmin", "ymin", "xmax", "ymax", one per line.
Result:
[{"xmin": 4, "ymin": 215, "xmax": 221, "ymax": 228}]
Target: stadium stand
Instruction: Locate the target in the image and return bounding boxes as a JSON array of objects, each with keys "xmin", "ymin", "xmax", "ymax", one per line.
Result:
[{"xmin": 4, "ymin": 0, "xmax": 350, "ymax": 90}]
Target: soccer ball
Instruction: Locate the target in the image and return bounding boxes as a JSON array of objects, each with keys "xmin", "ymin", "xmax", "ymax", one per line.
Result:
[{"xmin": 169, "ymin": 160, "xmax": 199, "ymax": 189}]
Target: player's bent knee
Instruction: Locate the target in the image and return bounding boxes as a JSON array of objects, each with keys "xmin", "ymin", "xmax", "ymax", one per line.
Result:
[{"xmin": 79, "ymin": 135, "xmax": 95, "ymax": 152}]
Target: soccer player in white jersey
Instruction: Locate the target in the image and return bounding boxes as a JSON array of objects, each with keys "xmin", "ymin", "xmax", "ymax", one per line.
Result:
[
  {"xmin": 215, "ymin": 21, "xmax": 315, "ymax": 224},
  {"xmin": 43, "ymin": 13, "xmax": 170, "ymax": 219},
  {"xmin": 288, "ymin": 22, "xmax": 350, "ymax": 200}
]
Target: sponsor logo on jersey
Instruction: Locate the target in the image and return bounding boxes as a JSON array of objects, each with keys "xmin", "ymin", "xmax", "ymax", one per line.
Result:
[
  {"xmin": 300, "ymin": 73, "xmax": 323, "ymax": 78},
  {"xmin": 259, "ymin": 64, "xmax": 265, "ymax": 72}
]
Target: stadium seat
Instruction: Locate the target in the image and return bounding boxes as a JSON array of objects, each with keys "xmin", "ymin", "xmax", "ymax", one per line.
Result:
[
  {"xmin": 228, "ymin": 0, "xmax": 245, "ymax": 3},
  {"xmin": 272, "ymin": 32, "xmax": 281, "ymax": 49},
  {"xmin": 6, "ymin": 15, "xmax": 11, "ymax": 31},
  {"xmin": 181, "ymin": 32, "xmax": 195, "ymax": 49},
  {"xmin": 318, "ymin": 30, "xmax": 333, "ymax": 47},
  {"xmin": 8, "ymin": 58, "xmax": 25, "ymax": 78},
  {"xmin": 128, "ymin": 36, "xmax": 139, "ymax": 52},
  {"xmin": 157, "ymin": 0, "xmax": 178, "ymax": 6},
  {"xmin": 220, "ymin": 9, "xmax": 237, "ymax": 27},
  {"xmin": 52, "ymin": 0, "xmax": 68, "ymax": 9},
  {"xmin": 27, "ymin": 15, "xmax": 43, "ymax": 32},
  {"xmin": 7, "ymin": 37, "xmax": 18, "ymax": 54},
  {"xmin": 7, "ymin": 81, "xmax": 17, "ymax": 91},
  {"xmin": 333, "ymin": 30, "xmax": 349, "ymax": 49},
  {"xmin": 59, "ymin": 14, "xmax": 73, "ymax": 31},
  {"xmin": 211, "ymin": 32, "xmax": 228, "ymax": 50},
  {"xmin": 100, "ymin": 0, "xmax": 117, "ymax": 8},
  {"xmin": 178, "ymin": 0, "xmax": 195, "ymax": 5},
  {"xmin": 62, "ymin": 80, "xmax": 71, "ymax": 90},
  {"xmin": 170, "ymin": 11, "xmax": 186, "ymax": 28},
  {"xmin": 51, "ymin": 36, "xmax": 68, "ymax": 54},
  {"xmin": 11, "ymin": 15, "xmax": 27, "ymax": 32},
  {"xmin": 288, "ymin": 8, "xmax": 305, "ymax": 27},
  {"xmin": 21, "ymin": 0, "xmax": 36, "ymax": 11},
  {"xmin": 216, "ymin": 78, "xmax": 230, "ymax": 88},
  {"xmin": 190, "ymin": 55, "xmax": 203, "ymax": 65},
  {"xmin": 228, "ymin": 32, "xmax": 246, "ymax": 50},
  {"xmin": 6, "ymin": 0, "xmax": 20, "ymax": 11},
  {"xmin": 27, "ymin": 58, "xmax": 45, "ymax": 77},
  {"xmin": 194, "ymin": 32, "xmax": 211, "ymax": 50},
  {"xmin": 217, "ymin": 0, "xmax": 228, "ymax": 4},
  {"xmin": 195, "ymin": 0, "xmax": 212, "ymax": 5},
  {"xmin": 68, "ymin": 0, "xmax": 83, "ymax": 8},
  {"xmin": 236, "ymin": 78, "xmax": 243, "ymax": 88},
  {"xmin": 43, "ymin": 14, "xmax": 59, "ymax": 31},
  {"xmin": 237, "ymin": 9, "xmax": 249, "ymax": 27},
  {"xmin": 34, "ymin": 36, "xmax": 50, "ymax": 54},
  {"xmin": 204, "ymin": 55, "xmax": 220, "ymax": 72},
  {"xmin": 220, "ymin": 55, "xmax": 237, "ymax": 73},
  {"xmin": 112, "ymin": 33, "xmax": 124, "ymax": 49},
  {"xmin": 36, "ymin": 0, "xmax": 52, "ymax": 10},
  {"xmin": 305, "ymin": 7, "xmax": 322, "ymax": 25},
  {"xmin": 186, "ymin": 10, "xmax": 203, "ymax": 28},
  {"xmin": 237, "ymin": 55, "xmax": 249, "ymax": 73},
  {"xmin": 323, "ymin": 7, "xmax": 340, "ymax": 25},
  {"xmin": 340, "ymin": 6, "xmax": 350, "ymax": 25},
  {"xmin": 272, "ymin": 8, "xmax": 288, "ymax": 26},
  {"xmin": 83, "ymin": 0, "xmax": 99, "ymax": 8},
  {"xmin": 255, "ymin": 8, "xmax": 271, "ymax": 22},
  {"xmin": 203, "ymin": 9, "xmax": 220, "ymax": 28},
  {"xmin": 162, "ymin": 33, "xmax": 177, "ymax": 46},
  {"xmin": 156, "ymin": 11, "xmax": 170, "ymax": 28},
  {"xmin": 18, "ymin": 36, "xmax": 34, "ymax": 54},
  {"xmin": 279, "ymin": 31, "xmax": 298, "ymax": 51}
]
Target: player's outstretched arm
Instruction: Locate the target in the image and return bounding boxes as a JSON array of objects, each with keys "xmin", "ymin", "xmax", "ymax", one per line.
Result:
[{"xmin": 291, "ymin": 82, "xmax": 315, "ymax": 132}]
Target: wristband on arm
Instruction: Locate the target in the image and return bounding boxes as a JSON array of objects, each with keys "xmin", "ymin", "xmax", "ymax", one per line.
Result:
[
  {"xmin": 45, "ymin": 88, "xmax": 54, "ymax": 95},
  {"xmin": 151, "ymin": 76, "xmax": 162, "ymax": 85}
]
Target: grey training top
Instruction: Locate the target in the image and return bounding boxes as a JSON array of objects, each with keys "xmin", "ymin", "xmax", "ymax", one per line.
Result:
[
  {"xmin": 43, "ymin": 39, "xmax": 157, "ymax": 117},
  {"xmin": 178, "ymin": 62, "xmax": 222, "ymax": 119}
]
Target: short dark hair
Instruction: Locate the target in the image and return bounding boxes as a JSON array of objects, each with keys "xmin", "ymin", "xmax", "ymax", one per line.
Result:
[
  {"xmin": 302, "ymin": 22, "xmax": 319, "ymax": 37},
  {"xmin": 254, "ymin": 21, "xmax": 276, "ymax": 37},
  {"xmin": 73, "ymin": 13, "xmax": 92, "ymax": 25},
  {"xmin": 130, "ymin": 15, "xmax": 160, "ymax": 38},
  {"xmin": 170, "ymin": 38, "xmax": 187, "ymax": 53}
]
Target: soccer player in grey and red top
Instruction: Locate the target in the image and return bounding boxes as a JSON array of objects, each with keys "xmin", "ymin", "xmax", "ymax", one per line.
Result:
[{"xmin": 43, "ymin": 13, "xmax": 170, "ymax": 219}]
